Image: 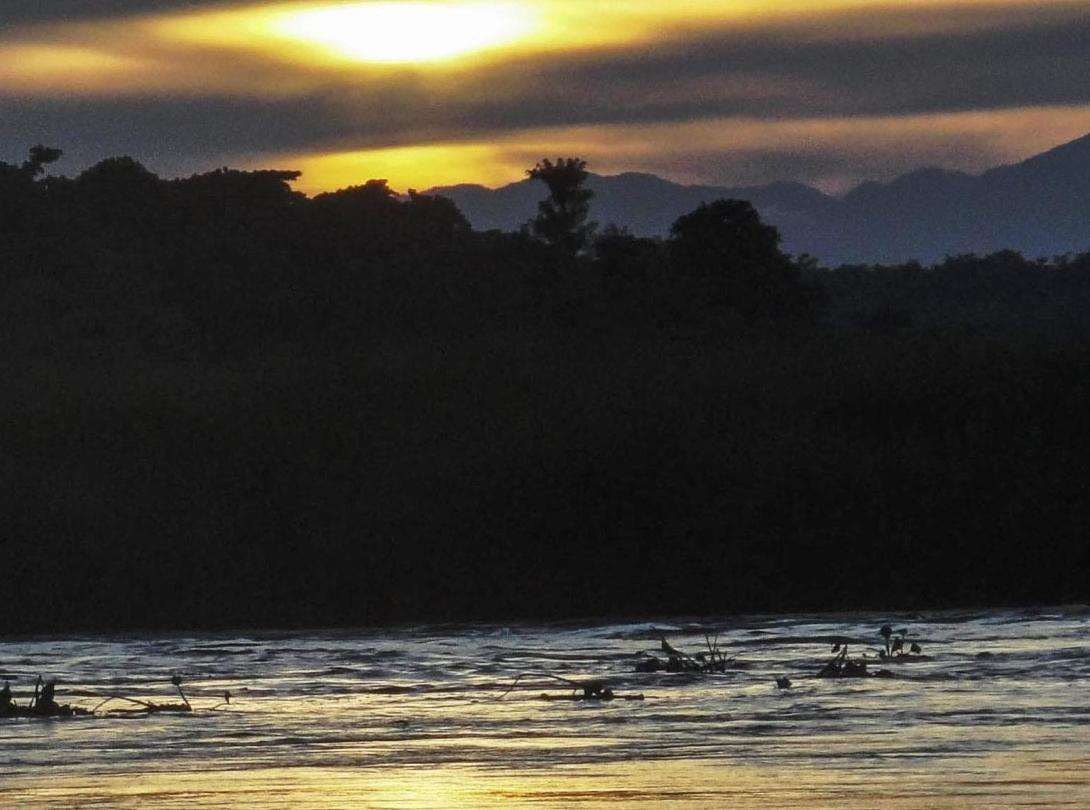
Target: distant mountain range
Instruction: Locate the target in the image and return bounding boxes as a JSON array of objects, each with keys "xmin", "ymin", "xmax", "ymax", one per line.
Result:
[{"xmin": 430, "ymin": 133, "xmax": 1090, "ymax": 266}]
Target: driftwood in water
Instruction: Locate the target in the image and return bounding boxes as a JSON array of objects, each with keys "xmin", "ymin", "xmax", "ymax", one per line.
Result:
[
  {"xmin": 636, "ymin": 635, "xmax": 733, "ymax": 673},
  {"xmin": 817, "ymin": 644, "xmax": 893, "ymax": 679},
  {"xmin": 1, "ymin": 674, "xmax": 231, "ymax": 720},
  {"xmin": 0, "ymin": 677, "xmax": 92, "ymax": 719},
  {"xmin": 538, "ymin": 692, "xmax": 645, "ymax": 701},
  {"xmin": 0, "ymin": 703, "xmax": 92, "ymax": 719},
  {"xmin": 500, "ymin": 673, "xmax": 644, "ymax": 702},
  {"xmin": 91, "ymin": 675, "xmax": 203, "ymax": 716},
  {"xmin": 91, "ymin": 696, "xmax": 193, "ymax": 715}
]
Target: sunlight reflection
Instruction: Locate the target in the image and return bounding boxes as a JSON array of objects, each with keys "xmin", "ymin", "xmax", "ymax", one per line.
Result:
[
  {"xmin": 6, "ymin": 755, "xmax": 1086, "ymax": 809},
  {"xmin": 1, "ymin": 615, "xmax": 1088, "ymax": 809}
]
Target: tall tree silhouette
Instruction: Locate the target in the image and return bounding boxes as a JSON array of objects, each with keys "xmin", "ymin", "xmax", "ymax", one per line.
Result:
[
  {"xmin": 527, "ymin": 158, "xmax": 595, "ymax": 258},
  {"xmin": 669, "ymin": 198, "xmax": 811, "ymax": 317}
]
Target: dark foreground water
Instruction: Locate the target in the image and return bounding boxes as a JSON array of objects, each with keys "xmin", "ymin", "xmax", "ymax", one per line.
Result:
[{"xmin": 2, "ymin": 608, "xmax": 1088, "ymax": 808}]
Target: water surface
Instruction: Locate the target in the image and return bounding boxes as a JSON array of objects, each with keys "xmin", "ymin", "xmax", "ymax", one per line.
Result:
[{"xmin": 2, "ymin": 608, "xmax": 1088, "ymax": 808}]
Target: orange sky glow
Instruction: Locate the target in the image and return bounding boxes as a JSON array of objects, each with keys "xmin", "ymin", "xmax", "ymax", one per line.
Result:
[{"xmin": 2, "ymin": 0, "xmax": 1089, "ymax": 192}]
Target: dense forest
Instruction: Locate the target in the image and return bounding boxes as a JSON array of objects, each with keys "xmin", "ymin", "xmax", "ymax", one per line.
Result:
[{"xmin": 3, "ymin": 148, "xmax": 1089, "ymax": 634}]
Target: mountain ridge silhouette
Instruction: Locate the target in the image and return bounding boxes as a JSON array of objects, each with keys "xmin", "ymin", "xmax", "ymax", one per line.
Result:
[{"xmin": 429, "ymin": 132, "xmax": 1090, "ymax": 265}]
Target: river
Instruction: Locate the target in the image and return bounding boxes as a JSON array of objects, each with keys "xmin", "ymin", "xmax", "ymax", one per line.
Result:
[{"xmin": 2, "ymin": 607, "xmax": 1088, "ymax": 808}]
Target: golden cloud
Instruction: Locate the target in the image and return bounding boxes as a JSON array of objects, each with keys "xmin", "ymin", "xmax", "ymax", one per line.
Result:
[
  {"xmin": 2, "ymin": 0, "xmax": 1083, "ymax": 97},
  {"xmin": 259, "ymin": 104, "xmax": 1090, "ymax": 195}
]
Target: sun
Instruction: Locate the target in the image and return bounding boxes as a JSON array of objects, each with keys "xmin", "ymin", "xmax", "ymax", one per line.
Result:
[{"xmin": 269, "ymin": 1, "xmax": 537, "ymax": 64}]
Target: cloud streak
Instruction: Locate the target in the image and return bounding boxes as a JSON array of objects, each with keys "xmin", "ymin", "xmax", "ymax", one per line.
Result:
[
  {"xmin": 268, "ymin": 105, "xmax": 1090, "ymax": 195},
  {"xmin": 2, "ymin": 1, "xmax": 1089, "ymax": 191}
]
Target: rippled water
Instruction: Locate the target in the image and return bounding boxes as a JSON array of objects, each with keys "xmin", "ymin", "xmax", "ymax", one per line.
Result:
[{"xmin": 2, "ymin": 608, "xmax": 1088, "ymax": 808}]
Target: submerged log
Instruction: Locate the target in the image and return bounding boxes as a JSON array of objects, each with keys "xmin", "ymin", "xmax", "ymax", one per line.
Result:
[
  {"xmin": 877, "ymin": 653, "xmax": 933, "ymax": 663},
  {"xmin": 92, "ymin": 697, "xmax": 193, "ymax": 715},
  {"xmin": 499, "ymin": 673, "xmax": 645, "ymax": 702},
  {"xmin": 1, "ymin": 702, "xmax": 93, "ymax": 719},
  {"xmin": 817, "ymin": 666, "xmax": 895, "ymax": 680},
  {"xmin": 538, "ymin": 692, "xmax": 645, "ymax": 701}
]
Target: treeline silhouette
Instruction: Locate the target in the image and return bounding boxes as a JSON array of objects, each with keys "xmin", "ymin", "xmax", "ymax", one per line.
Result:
[{"xmin": 2, "ymin": 148, "xmax": 1089, "ymax": 634}]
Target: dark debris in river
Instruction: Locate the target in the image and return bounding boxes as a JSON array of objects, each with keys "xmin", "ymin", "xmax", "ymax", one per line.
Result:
[
  {"xmin": 635, "ymin": 635, "xmax": 734, "ymax": 674},
  {"xmin": 1, "ymin": 674, "xmax": 232, "ymax": 720},
  {"xmin": 1, "ymin": 676, "xmax": 91, "ymax": 719},
  {"xmin": 817, "ymin": 625, "xmax": 927, "ymax": 679},
  {"xmin": 500, "ymin": 673, "xmax": 645, "ymax": 702}
]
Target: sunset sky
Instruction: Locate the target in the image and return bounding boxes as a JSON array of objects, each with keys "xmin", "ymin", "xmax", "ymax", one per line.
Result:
[{"xmin": 3, "ymin": 0, "xmax": 1090, "ymax": 194}]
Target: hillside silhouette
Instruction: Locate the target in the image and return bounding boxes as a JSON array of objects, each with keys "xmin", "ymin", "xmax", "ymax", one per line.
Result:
[
  {"xmin": 433, "ymin": 133, "xmax": 1090, "ymax": 265},
  {"xmin": 2, "ymin": 146, "xmax": 1089, "ymax": 634}
]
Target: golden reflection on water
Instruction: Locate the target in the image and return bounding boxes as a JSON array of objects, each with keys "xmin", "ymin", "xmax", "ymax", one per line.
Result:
[
  {"xmin": 2, "ymin": 614, "xmax": 1088, "ymax": 809},
  {"xmin": 5, "ymin": 754, "xmax": 1089, "ymax": 809}
]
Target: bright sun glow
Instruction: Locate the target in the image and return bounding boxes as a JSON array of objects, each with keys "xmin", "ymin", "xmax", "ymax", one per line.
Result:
[
  {"xmin": 138, "ymin": 0, "xmax": 1067, "ymax": 77},
  {"xmin": 271, "ymin": 2, "xmax": 536, "ymax": 64}
]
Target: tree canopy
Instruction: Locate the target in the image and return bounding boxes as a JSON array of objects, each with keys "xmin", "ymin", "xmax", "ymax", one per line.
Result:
[
  {"xmin": 2, "ymin": 146, "xmax": 1088, "ymax": 633},
  {"xmin": 527, "ymin": 157, "xmax": 596, "ymax": 258}
]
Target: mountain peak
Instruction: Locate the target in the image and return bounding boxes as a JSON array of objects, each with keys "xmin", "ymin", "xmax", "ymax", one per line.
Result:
[
  {"xmin": 984, "ymin": 131, "xmax": 1090, "ymax": 180},
  {"xmin": 1021, "ymin": 131, "xmax": 1090, "ymax": 162}
]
